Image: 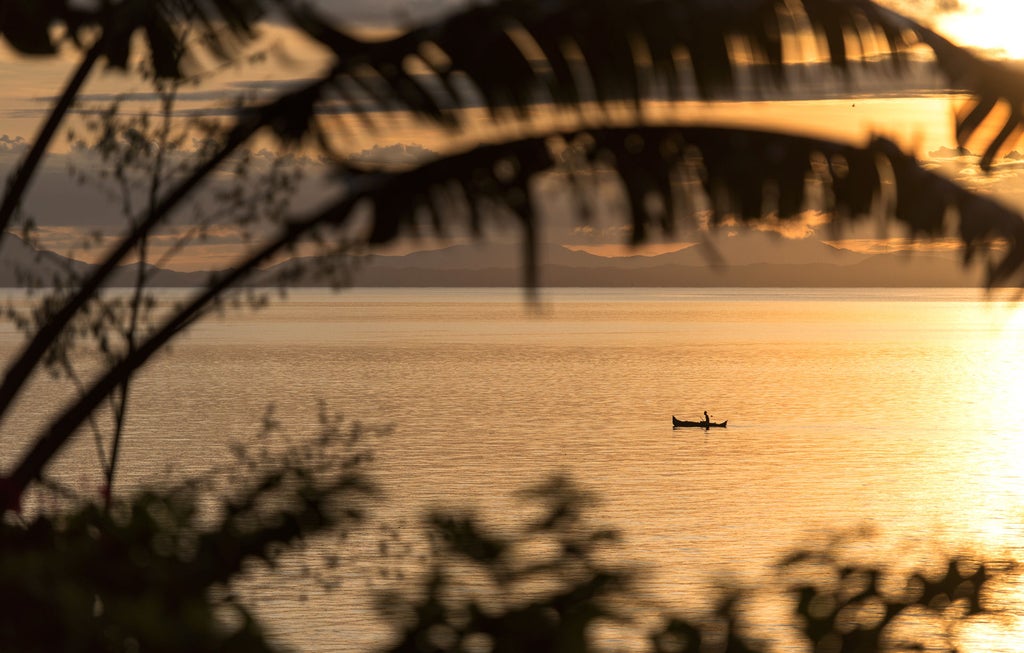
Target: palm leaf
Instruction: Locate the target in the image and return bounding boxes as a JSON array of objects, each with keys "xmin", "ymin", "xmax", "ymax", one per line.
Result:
[
  {"xmin": 0, "ymin": 0, "xmax": 85, "ymax": 55},
  {"xmin": 294, "ymin": 0, "xmax": 914, "ymax": 120},
  {"xmin": 904, "ymin": 24, "xmax": 1024, "ymax": 169},
  {"xmin": 333, "ymin": 126, "xmax": 1024, "ymax": 288},
  {"xmin": 288, "ymin": 0, "xmax": 1024, "ymax": 167}
]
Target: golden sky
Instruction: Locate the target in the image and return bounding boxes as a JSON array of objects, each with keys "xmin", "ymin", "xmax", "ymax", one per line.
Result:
[{"xmin": 935, "ymin": 1, "xmax": 1024, "ymax": 59}]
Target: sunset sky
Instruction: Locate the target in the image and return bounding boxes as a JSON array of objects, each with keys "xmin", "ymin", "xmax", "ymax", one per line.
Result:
[{"xmin": 3, "ymin": 0, "xmax": 1024, "ymax": 270}]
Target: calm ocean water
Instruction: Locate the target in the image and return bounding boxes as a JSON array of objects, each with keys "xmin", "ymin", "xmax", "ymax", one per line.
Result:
[{"xmin": 3, "ymin": 287, "xmax": 1024, "ymax": 650}]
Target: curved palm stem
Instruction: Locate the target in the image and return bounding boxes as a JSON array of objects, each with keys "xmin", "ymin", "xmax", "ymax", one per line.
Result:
[{"xmin": 0, "ymin": 37, "xmax": 104, "ymax": 237}]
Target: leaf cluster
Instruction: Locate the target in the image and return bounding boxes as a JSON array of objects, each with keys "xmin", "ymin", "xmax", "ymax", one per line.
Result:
[
  {"xmin": 378, "ymin": 476, "xmax": 630, "ymax": 653},
  {"xmin": 378, "ymin": 476, "xmax": 1017, "ymax": 653},
  {"xmin": 0, "ymin": 408, "xmax": 379, "ymax": 652}
]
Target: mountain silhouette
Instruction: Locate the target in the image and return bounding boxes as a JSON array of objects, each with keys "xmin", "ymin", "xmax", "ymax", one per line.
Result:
[
  {"xmin": 0, "ymin": 230, "xmax": 983, "ymax": 288},
  {"xmin": 0, "ymin": 233, "xmax": 212, "ymax": 287}
]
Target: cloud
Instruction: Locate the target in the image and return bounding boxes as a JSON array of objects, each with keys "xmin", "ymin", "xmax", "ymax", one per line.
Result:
[
  {"xmin": 752, "ymin": 211, "xmax": 832, "ymax": 240},
  {"xmin": 346, "ymin": 143, "xmax": 438, "ymax": 166},
  {"xmin": 893, "ymin": 0, "xmax": 963, "ymax": 14},
  {"xmin": 827, "ymin": 237, "xmax": 963, "ymax": 255},
  {"xmin": 0, "ymin": 135, "xmax": 28, "ymax": 152},
  {"xmin": 928, "ymin": 145, "xmax": 972, "ymax": 158}
]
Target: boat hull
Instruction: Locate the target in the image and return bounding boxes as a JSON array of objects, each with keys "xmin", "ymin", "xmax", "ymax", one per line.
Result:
[{"xmin": 672, "ymin": 416, "xmax": 727, "ymax": 428}]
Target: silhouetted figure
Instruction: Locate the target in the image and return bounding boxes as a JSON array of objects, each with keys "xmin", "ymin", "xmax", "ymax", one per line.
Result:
[{"xmin": 703, "ymin": 411, "xmax": 710, "ymax": 426}]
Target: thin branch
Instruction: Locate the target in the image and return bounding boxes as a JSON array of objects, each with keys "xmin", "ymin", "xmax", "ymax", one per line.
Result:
[
  {"xmin": 0, "ymin": 71, "xmax": 337, "ymax": 435},
  {"xmin": 105, "ymin": 72, "xmax": 183, "ymax": 510},
  {"xmin": 0, "ymin": 189, "xmax": 362, "ymax": 510},
  {"xmin": 0, "ymin": 37, "xmax": 105, "ymax": 238}
]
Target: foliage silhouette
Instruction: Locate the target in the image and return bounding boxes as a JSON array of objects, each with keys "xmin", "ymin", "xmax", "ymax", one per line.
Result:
[
  {"xmin": 380, "ymin": 476, "xmax": 1014, "ymax": 652},
  {"xmin": 0, "ymin": 409, "xmax": 380, "ymax": 652},
  {"xmin": 378, "ymin": 477, "xmax": 633, "ymax": 653},
  {"xmin": 0, "ymin": 0, "xmax": 1023, "ymax": 650}
]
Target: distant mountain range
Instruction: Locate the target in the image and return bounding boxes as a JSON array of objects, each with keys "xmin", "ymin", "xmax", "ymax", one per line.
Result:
[
  {"xmin": 339, "ymin": 244, "xmax": 982, "ymax": 287},
  {"xmin": 0, "ymin": 231, "xmax": 987, "ymax": 288},
  {"xmin": 321, "ymin": 232, "xmax": 986, "ymax": 287},
  {"xmin": 0, "ymin": 233, "xmax": 211, "ymax": 288}
]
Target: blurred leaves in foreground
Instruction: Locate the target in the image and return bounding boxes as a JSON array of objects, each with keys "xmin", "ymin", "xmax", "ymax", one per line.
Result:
[
  {"xmin": 377, "ymin": 476, "xmax": 1017, "ymax": 653},
  {"xmin": 0, "ymin": 464, "xmax": 1016, "ymax": 652},
  {"xmin": 0, "ymin": 408, "xmax": 380, "ymax": 653}
]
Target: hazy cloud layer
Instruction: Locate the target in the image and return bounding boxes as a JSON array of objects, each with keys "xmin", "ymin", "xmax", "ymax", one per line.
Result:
[
  {"xmin": 347, "ymin": 143, "xmax": 438, "ymax": 166},
  {"xmin": 887, "ymin": 0, "xmax": 964, "ymax": 15},
  {"xmin": 0, "ymin": 135, "xmax": 346, "ymax": 232},
  {"xmin": 9, "ymin": 131, "xmax": 1024, "ymax": 272},
  {"xmin": 0, "ymin": 135, "xmax": 28, "ymax": 152}
]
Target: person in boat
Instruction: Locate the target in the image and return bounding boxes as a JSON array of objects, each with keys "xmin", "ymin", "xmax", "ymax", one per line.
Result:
[{"xmin": 703, "ymin": 410, "xmax": 710, "ymax": 426}]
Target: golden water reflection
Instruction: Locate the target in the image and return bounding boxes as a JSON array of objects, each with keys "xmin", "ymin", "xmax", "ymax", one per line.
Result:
[{"xmin": 4, "ymin": 288, "xmax": 1024, "ymax": 650}]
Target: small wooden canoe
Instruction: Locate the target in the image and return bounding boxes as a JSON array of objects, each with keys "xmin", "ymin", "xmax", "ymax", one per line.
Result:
[{"xmin": 673, "ymin": 416, "xmax": 727, "ymax": 428}]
